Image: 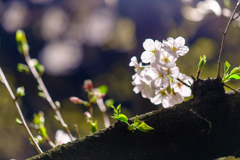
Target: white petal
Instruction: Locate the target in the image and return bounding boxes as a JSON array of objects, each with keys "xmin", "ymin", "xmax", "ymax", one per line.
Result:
[
  {"xmin": 143, "ymin": 39, "xmax": 155, "ymax": 51},
  {"xmin": 151, "ymin": 78, "xmax": 162, "ymax": 90},
  {"xmin": 133, "ymin": 85, "xmax": 142, "ymax": 94},
  {"xmin": 141, "ymin": 51, "xmax": 154, "ymax": 63},
  {"xmin": 161, "ymin": 95, "xmax": 170, "ymax": 108},
  {"xmin": 176, "ymin": 46, "xmax": 189, "ymax": 56},
  {"xmin": 174, "ymin": 36, "xmax": 185, "ymax": 48},
  {"xmin": 150, "ymin": 94, "xmax": 162, "ymax": 105},
  {"xmin": 180, "ymin": 86, "xmax": 192, "ymax": 97},
  {"xmin": 154, "ymin": 40, "xmax": 162, "ymax": 50},
  {"xmin": 129, "ymin": 56, "xmax": 138, "ymax": 67},
  {"xmin": 162, "ymin": 76, "xmax": 170, "ymax": 88},
  {"xmin": 169, "ymin": 66, "xmax": 180, "ymax": 79}
]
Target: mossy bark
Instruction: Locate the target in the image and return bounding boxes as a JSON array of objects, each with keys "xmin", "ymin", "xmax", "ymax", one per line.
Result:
[{"xmin": 28, "ymin": 78, "xmax": 240, "ymax": 160}]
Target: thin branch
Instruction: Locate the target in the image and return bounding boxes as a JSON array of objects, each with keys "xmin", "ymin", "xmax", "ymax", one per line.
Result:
[
  {"xmin": 223, "ymin": 83, "xmax": 240, "ymax": 94},
  {"xmin": 217, "ymin": 2, "xmax": 240, "ymax": 78},
  {"xmin": 96, "ymin": 98, "xmax": 110, "ymax": 128},
  {"xmin": 177, "ymin": 78, "xmax": 191, "ymax": 88},
  {"xmin": 23, "ymin": 53, "xmax": 74, "ymax": 141},
  {"xmin": 74, "ymin": 124, "xmax": 81, "ymax": 139},
  {"xmin": 196, "ymin": 69, "xmax": 201, "ymax": 80},
  {"xmin": 46, "ymin": 137, "xmax": 56, "ymax": 148},
  {"xmin": 0, "ymin": 67, "xmax": 43, "ymax": 153}
]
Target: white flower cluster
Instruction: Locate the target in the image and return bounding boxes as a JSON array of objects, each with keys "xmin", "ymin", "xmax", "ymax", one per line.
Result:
[{"xmin": 130, "ymin": 37, "xmax": 193, "ymax": 108}]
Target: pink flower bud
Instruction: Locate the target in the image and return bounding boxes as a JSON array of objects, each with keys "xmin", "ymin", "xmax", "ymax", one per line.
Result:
[
  {"xmin": 69, "ymin": 97, "xmax": 82, "ymax": 104},
  {"xmin": 83, "ymin": 79, "xmax": 93, "ymax": 91},
  {"xmin": 84, "ymin": 111, "xmax": 91, "ymax": 119}
]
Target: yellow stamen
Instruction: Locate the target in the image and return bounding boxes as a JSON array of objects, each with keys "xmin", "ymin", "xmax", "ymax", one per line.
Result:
[{"xmin": 171, "ymin": 47, "xmax": 178, "ymax": 52}]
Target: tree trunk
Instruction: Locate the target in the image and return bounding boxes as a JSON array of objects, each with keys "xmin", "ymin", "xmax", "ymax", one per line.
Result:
[{"xmin": 27, "ymin": 78, "xmax": 240, "ymax": 160}]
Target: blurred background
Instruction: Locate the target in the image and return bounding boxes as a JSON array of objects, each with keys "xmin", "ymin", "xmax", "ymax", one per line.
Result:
[{"xmin": 0, "ymin": 0, "xmax": 240, "ymax": 159}]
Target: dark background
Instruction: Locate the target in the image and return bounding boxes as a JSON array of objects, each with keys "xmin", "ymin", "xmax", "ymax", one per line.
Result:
[{"xmin": 0, "ymin": 0, "xmax": 240, "ymax": 159}]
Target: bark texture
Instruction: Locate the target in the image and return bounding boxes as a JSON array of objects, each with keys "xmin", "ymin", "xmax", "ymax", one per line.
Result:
[{"xmin": 28, "ymin": 78, "xmax": 240, "ymax": 160}]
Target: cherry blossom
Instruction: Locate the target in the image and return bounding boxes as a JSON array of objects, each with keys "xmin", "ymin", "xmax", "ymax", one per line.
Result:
[
  {"xmin": 130, "ymin": 36, "xmax": 192, "ymax": 108},
  {"xmin": 141, "ymin": 39, "xmax": 162, "ymax": 63},
  {"xmin": 150, "ymin": 89, "xmax": 170, "ymax": 108},
  {"xmin": 171, "ymin": 73, "xmax": 193, "ymax": 97},
  {"xmin": 162, "ymin": 36, "xmax": 189, "ymax": 58}
]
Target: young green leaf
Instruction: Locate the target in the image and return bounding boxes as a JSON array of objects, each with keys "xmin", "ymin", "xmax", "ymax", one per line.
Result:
[
  {"xmin": 105, "ymin": 99, "xmax": 114, "ymax": 108},
  {"xmin": 136, "ymin": 122, "xmax": 154, "ymax": 132},
  {"xmin": 134, "ymin": 115, "xmax": 141, "ymax": 127},
  {"xmin": 90, "ymin": 120, "xmax": 98, "ymax": 133},
  {"xmin": 229, "ymin": 74, "xmax": 240, "ymax": 80},
  {"xmin": 198, "ymin": 55, "xmax": 206, "ymax": 71},
  {"xmin": 116, "ymin": 104, "xmax": 121, "ymax": 115},
  {"xmin": 230, "ymin": 66, "xmax": 240, "ymax": 75},
  {"xmin": 98, "ymin": 85, "xmax": 108, "ymax": 95},
  {"xmin": 39, "ymin": 124, "xmax": 48, "ymax": 139},
  {"xmin": 128, "ymin": 124, "xmax": 136, "ymax": 132},
  {"xmin": 111, "ymin": 114, "xmax": 128, "ymax": 123},
  {"xmin": 224, "ymin": 61, "xmax": 230, "ymax": 75}
]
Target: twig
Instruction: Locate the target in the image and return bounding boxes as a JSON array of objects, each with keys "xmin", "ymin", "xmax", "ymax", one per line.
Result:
[
  {"xmin": 177, "ymin": 78, "xmax": 191, "ymax": 88},
  {"xmin": 217, "ymin": 2, "xmax": 240, "ymax": 78},
  {"xmin": 223, "ymin": 83, "xmax": 240, "ymax": 94},
  {"xmin": 46, "ymin": 137, "xmax": 56, "ymax": 148},
  {"xmin": 0, "ymin": 67, "xmax": 43, "ymax": 153},
  {"xmin": 189, "ymin": 109, "xmax": 211, "ymax": 134},
  {"xmin": 96, "ymin": 98, "xmax": 110, "ymax": 128},
  {"xmin": 196, "ymin": 69, "xmax": 201, "ymax": 80},
  {"xmin": 74, "ymin": 124, "xmax": 81, "ymax": 139},
  {"xmin": 23, "ymin": 53, "xmax": 74, "ymax": 141}
]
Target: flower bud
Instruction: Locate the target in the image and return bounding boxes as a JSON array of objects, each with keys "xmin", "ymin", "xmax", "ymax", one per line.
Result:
[
  {"xmin": 55, "ymin": 101, "xmax": 61, "ymax": 109},
  {"xmin": 69, "ymin": 97, "xmax": 82, "ymax": 104},
  {"xmin": 16, "ymin": 29, "xmax": 29, "ymax": 55},
  {"xmin": 15, "ymin": 86, "xmax": 25, "ymax": 98},
  {"xmin": 84, "ymin": 111, "xmax": 91, "ymax": 120},
  {"xmin": 83, "ymin": 79, "xmax": 93, "ymax": 92},
  {"xmin": 15, "ymin": 118, "xmax": 23, "ymax": 125},
  {"xmin": 17, "ymin": 63, "xmax": 30, "ymax": 74},
  {"xmin": 198, "ymin": 55, "xmax": 206, "ymax": 71}
]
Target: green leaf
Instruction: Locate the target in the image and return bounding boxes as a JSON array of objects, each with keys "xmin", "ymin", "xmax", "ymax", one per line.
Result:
[
  {"xmin": 128, "ymin": 124, "xmax": 136, "ymax": 132},
  {"xmin": 90, "ymin": 120, "xmax": 98, "ymax": 133},
  {"xmin": 229, "ymin": 74, "xmax": 240, "ymax": 80},
  {"xmin": 136, "ymin": 122, "xmax": 154, "ymax": 132},
  {"xmin": 111, "ymin": 114, "xmax": 128, "ymax": 123},
  {"xmin": 39, "ymin": 124, "xmax": 48, "ymax": 139},
  {"xmin": 116, "ymin": 104, "xmax": 121, "ymax": 115},
  {"xmin": 230, "ymin": 66, "xmax": 240, "ymax": 75},
  {"xmin": 224, "ymin": 61, "xmax": 230, "ymax": 75},
  {"xmin": 98, "ymin": 85, "xmax": 108, "ymax": 95},
  {"xmin": 222, "ymin": 73, "xmax": 231, "ymax": 82},
  {"xmin": 105, "ymin": 99, "xmax": 115, "ymax": 108},
  {"xmin": 198, "ymin": 55, "xmax": 206, "ymax": 70},
  {"xmin": 134, "ymin": 115, "xmax": 141, "ymax": 126}
]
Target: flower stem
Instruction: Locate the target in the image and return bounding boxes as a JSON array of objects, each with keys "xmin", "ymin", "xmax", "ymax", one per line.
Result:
[
  {"xmin": 177, "ymin": 78, "xmax": 191, "ymax": 88},
  {"xmin": 23, "ymin": 52, "xmax": 74, "ymax": 141},
  {"xmin": 0, "ymin": 67, "xmax": 43, "ymax": 153},
  {"xmin": 223, "ymin": 83, "xmax": 240, "ymax": 94},
  {"xmin": 217, "ymin": 2, "xmax": 240, "ymax": 78}
]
